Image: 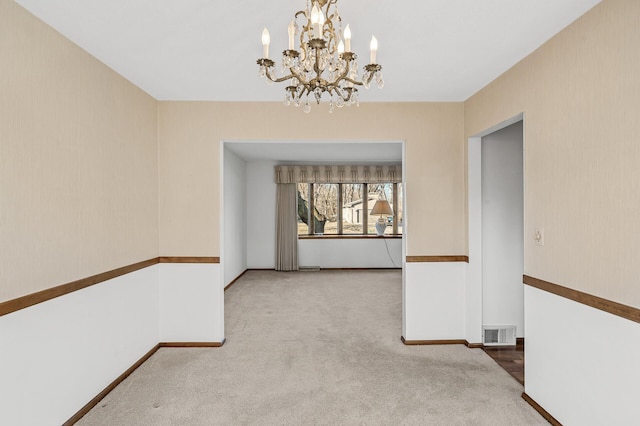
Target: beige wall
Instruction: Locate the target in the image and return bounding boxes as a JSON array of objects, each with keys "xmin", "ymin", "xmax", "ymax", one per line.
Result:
[
  {"xmin": 158, "ymin": 102, "xmax": 465, "ymax": 257},
  {"xmin": 465, "ymin": 0, "xmax": 640, "ymax": 308},
  {"xmin": 0, "ymin": 2, "xmax": 159, "ymax": 302}
]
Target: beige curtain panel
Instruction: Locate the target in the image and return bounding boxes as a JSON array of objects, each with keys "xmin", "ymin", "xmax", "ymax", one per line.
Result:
[
  {"xmin": 275, "ymin": 183, "xmax": 299, "ymax": 272},
  {"xmin": 274, "ymin": 164, "xmax": 402, "ymax": 184}
]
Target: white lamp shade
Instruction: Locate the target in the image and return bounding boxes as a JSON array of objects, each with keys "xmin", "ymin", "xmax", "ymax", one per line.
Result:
[{"xmin": 370, "ymin": 199, "xmax": 393, "ymax": 216}]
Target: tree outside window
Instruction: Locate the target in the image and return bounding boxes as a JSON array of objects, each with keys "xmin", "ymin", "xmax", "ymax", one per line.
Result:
[{"xmin": 313, "ymin": 184, "xmax": 338, "ymax": 234}]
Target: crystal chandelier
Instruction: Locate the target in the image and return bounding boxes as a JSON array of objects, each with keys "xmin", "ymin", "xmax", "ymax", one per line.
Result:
[{"xmin": 257, "ymin": 0, "xmax": 384, "ymax": 113}]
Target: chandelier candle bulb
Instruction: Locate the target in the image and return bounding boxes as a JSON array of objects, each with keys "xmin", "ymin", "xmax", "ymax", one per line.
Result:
[
  {"xmin": 318, "ymin": 7, "xmax": 325, "ymax": 33},
  {"xmin": 338, "ymin": 40, "xmax": 345, "ymax": 54},
  {"xmin": 370, "ymin": 35, "xmax": 378, "ymax": 64},
  {"xmin": 262, "ymin": 28, "xmax": 270, "ymax": 58},
  {"xmin": 288, "ymin": 20, "xmax": 295, "ymax": 50},
  {"xmin": 344, "ymin": 24, "xmax": 351, "ymax": 51},
  {"xmin": 311, "ymin": 3, "xmax": 322, "ymax": 38}
]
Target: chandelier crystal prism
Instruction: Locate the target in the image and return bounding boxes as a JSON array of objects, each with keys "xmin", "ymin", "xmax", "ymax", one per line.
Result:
[{"xmin": 257, "ymin": 0, "xmax": 384, "ymax": 113}]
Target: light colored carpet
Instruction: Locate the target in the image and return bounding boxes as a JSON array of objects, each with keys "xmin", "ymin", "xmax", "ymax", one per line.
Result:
[{"xmin": 78, "ymin": 270, "xmax": 545, "ymax": 425}]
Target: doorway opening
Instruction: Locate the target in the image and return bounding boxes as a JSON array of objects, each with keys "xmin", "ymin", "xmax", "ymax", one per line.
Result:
[
  {"xmin": 467, "ymin": 114, "xmax": 525, "ymax": 384},
  {"xmin": 220, "ymin": 140, "xmax": 406, "ymax": 338},
  {"xmin": 481, "ymin": 121, "xmax": 524, "ymax": 339}
]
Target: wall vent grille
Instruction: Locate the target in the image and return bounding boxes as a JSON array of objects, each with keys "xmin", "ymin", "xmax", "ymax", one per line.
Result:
[{"xmin": 482, "ymin": 325, "xmax": 516, "ymax": 346}]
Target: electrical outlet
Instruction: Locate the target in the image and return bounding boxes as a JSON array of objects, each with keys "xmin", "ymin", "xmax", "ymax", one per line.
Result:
[{"xmin": 535, "ymin": 228, "xmax": 544, "ymax": 246}]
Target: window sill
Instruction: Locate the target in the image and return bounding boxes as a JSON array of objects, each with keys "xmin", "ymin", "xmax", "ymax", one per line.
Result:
[{"xmin": 298, "ymin": 234, "xmax": 402, "ymax": 240}]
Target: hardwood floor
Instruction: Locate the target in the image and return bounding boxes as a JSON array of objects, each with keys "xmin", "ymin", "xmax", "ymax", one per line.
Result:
[{"xmin": 482, "ymin": 338, "xmax": 524, "ymax": 385}]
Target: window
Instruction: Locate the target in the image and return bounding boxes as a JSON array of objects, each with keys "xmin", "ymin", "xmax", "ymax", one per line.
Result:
[
  {"xmin": 342, "ymin": 184, "xmax": 365, "ymax": 234},
  {"xmin": 297, "ymin": 182, "xmax": 402, "ymax": 236},
  {"xmin": 297, "ymin": 183, "xmax": 310, "ymax": 235},
  {"xmin": 313, "ymin": 184, "xmax": 338, "ymax": 234},
  {"xmin": 296, "ymin": 183, "xmax": 339, "ymax": 235}
]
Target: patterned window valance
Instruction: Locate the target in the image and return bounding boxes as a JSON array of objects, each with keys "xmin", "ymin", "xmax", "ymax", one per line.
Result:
[{"xmin": 274, "ymin": 164, "xmax": 402, "ymax": 184}]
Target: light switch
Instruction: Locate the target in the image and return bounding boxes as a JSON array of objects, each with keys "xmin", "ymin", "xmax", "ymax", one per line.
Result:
[{"xmin": 535, "ymin": 228, "xmax": 544, "ymax": 246}]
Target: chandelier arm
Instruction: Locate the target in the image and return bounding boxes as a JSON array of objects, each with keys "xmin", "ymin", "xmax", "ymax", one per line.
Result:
[
  {"xmin": 328, "ymin": 61, "xmax": 363, "ymax": 88},
  {"xmin": 342, "ymin": 77, "xmax": 363, "ymax": 86},
  {"xmin": 266, "ymin": 72, "xmax": 297, "ymax": 84},
  {"xmin": 333, "ymin": 86, "xmax": 353, "ymax": 102},
  {"xmin": 300, "ymin": 86, "xmax": 312, "ymax": 98},
  {"xmin": 326, "ymin": 58, "xmax": 351, "ymax": 89},
  {"xmin": 288, "ymin": 66, "xmax": 310, "ymax": 87}
]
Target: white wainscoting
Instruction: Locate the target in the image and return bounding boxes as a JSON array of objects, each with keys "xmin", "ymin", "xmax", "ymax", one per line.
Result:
[
  {"xmin": 525, "ymin": 285, "xmax": 640, "ymax": 424},
  {"xmin": 159, "ymin": 263, "xmax": 223, "ymax": 342},
  {"xmin": 0, "ymin": 261, "xmax": 225, "ymax": 425},
  {"xmin": 403, "ymin": 262, "xmax": 466, "ymax": 340},
  {"xmin": 0, "ymin": 266, "xmax": 159, "ymax": 426},
  {"xmin": 299, "ymin": 238, "xmax": 402, "ymax": 269}
]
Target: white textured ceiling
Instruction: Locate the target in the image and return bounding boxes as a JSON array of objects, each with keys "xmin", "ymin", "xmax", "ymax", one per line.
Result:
[{"xmin": 16, "ymin": 0, "xmax": 600, "ymax": 102}]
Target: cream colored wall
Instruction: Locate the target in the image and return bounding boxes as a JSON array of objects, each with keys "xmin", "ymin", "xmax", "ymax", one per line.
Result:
[
  {"xmin": 465, "ymin": 0, "xmax": 640, "ymax": 307},
  {"xmin": 158, "ymin": 102, "xmax": 465, "ymax": 257},
  {"xmin": 0, "ymin": 2, "xmax": 159, "ymax": 302}
]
